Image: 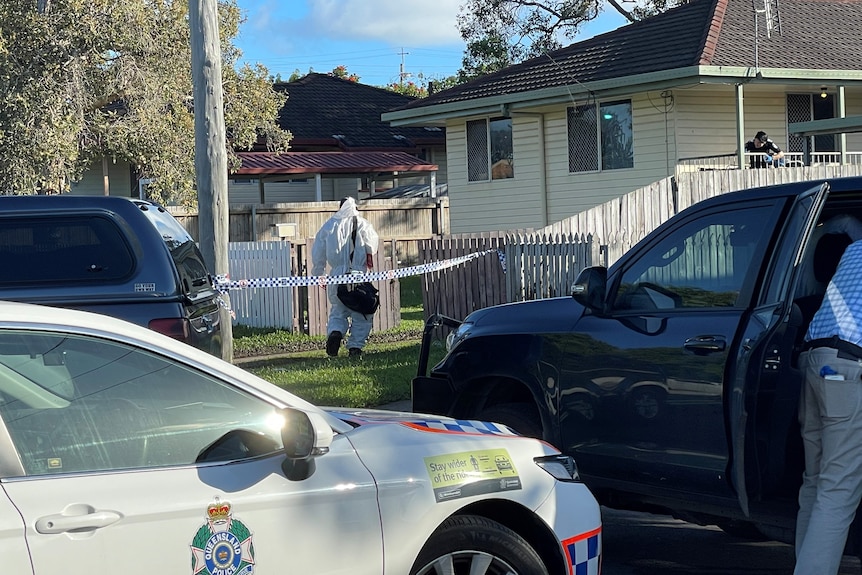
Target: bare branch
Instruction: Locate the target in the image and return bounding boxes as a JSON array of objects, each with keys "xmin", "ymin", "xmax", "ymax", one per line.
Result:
[{"xmin": 606, "ymin": 0, "xmax": 636, "ymax": 22}]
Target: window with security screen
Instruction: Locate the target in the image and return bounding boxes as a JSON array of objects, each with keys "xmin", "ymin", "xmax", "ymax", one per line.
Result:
[
  {"xmin": 568, "ymin": 100, "xmax": 633, "ymax": 172},
  {"xmin": 467, "ymin": 117, "xmax": 514, "ymax": 181},
  {"xmin": 467, "ymin": 119, "xmax": 488, "ymax": 181},
  {"xmin": 568, "ymin": 105, "xmax": 599, "ymax": 172}
]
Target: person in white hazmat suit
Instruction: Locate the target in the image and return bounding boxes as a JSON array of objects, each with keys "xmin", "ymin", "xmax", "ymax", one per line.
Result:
[{"xmin": 311, "ymin": 197, "xmax": 379, "ymax": 358}]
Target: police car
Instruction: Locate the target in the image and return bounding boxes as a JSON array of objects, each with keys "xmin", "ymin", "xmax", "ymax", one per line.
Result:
[{"xmin": 0, "ymin": 301, "xmax": 601, "ymax": 575}]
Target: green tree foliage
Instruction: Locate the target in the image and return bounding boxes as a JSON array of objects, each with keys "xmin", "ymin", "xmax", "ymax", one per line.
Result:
[
  {"xmin": 0, "ymin": 0, "xmax": 290, "ymax": 204},
  {"xmin": 457, "ymin": 0, "xmax": 690, "ymax": 80},
  {"xmin": 386, "ymin": 81, "xmax": 427, "ymax": 98},
  {"xmin": 284, "ymin": 66, "xmax": 360, "ymax": 83},
  {"xmin": 385, "ymin": 73, "xmax": 459, "ymax": 98}
]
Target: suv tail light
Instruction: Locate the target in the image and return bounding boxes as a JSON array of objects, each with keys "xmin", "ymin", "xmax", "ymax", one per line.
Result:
[{"xmin": 149, "ymin": 318, "xmax": 191, "ymax": 342}]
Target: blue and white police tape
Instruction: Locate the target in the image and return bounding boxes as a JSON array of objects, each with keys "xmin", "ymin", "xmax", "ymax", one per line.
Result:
[{"xmin": 214, "ymin": 248, "xmax": 505, "ymax": 292}]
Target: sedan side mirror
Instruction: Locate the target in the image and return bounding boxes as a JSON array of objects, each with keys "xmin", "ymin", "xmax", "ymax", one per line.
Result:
[
  {"xmin": 280, "ymin": 407, "xmax": 333, "ymax": 459},
  {"xmin": 572, "ymin": 266, "xmax": 608, "ymax": 313},
  {"xmin": 280, "ymin": 407, "xmax": 334, "ymax": 480}
]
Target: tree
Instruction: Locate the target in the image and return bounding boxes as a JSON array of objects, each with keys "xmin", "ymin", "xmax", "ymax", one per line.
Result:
[
  {"xmin": 0, "ymin": 0, "xmax": 290, "ymax": 204},
  {"xmin": 329, "ymin": 65, "xmax": 360, "ymax": 82},
  {"xmin": 386, "ymin": 81, "xmax": 427, "ymax": 98},
  {"xmin": 457, "ymin": 0, "xmax": 690, "ymax": 80},
  {"xmin": 385, "ymin": 73, "xmax": 459, "ymax": 98},
  {"xmin": 457, "ymin": 32, "xmax": 513, "ymax": 83}
]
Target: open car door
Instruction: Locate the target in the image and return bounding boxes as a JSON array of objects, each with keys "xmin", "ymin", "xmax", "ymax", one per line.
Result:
[{"xmin": 729, "ymin": 182, "xmax": 829, "ymax": 518}]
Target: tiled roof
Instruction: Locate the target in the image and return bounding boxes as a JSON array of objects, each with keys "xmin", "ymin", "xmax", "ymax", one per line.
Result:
[
  {"xmin": 234, "ymin": 151, "xmax": 438, "ymax": 176},
  {"xmin": 275, "ymin": 73, "xmax": 445, "ymax": 148},
  {"xmin": 395, "ymin": 0, "xmax": 862, "ymax": 112},
  {"xmin": 710, "ymin": 0, "xmax": 862, "ymax": 69}
]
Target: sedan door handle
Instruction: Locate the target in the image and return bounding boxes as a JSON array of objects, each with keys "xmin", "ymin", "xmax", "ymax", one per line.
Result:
[
  {"xmin": 35, "ymin": 505, "xmax": 123, "ymax": 534},
  {"xmin": 684, "ymin": 335, "xmax": 727, "ymax": 353}
]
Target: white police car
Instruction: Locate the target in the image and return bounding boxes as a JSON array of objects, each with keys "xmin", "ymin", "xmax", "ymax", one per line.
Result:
[{"xmin": 0, "ymin": 301, "xmax": 601, "ymax": 575}]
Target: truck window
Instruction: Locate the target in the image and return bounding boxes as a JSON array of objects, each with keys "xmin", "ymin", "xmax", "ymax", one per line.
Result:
[
  {"xmin": 138, "ymin": 206, "xmax": 213, "ymax": 298},
  {"xmin": 761, "ymin": 195, "xmax": 814, "ymax": 306},
  {"xmin": 0, "ymin": 216, "xmax": 134, "ymax": 285},
  {"xmin": 612, "ymin": 206, "xmax": 775, "ymax": 311}
]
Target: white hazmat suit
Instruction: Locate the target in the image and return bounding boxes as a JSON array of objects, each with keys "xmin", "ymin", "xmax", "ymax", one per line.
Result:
[{"xmin": 311, "ymin": 198, "xmax": 379, "ymax": 354}]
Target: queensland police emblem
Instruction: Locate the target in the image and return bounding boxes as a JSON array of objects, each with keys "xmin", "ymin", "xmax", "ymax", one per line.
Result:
[{"xmin": 191, "ymin": 497, "xmax": 255, "ymax": 575}]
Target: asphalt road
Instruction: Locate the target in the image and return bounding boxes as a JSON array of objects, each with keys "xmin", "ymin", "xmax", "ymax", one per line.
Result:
[{"xmin": 600, "ymin": 507, "xmax": 862, "ymax": 574}]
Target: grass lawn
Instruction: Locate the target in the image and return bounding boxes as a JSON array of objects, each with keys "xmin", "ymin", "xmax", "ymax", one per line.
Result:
[{"xmin": 235, "ymin": 276, "xmax": 447, "ymax": 408}]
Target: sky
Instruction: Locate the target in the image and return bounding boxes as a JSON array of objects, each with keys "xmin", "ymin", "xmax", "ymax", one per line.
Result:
[{"xmin": 232, "ymin": 0, "xmax": 630, "ymax": 87}]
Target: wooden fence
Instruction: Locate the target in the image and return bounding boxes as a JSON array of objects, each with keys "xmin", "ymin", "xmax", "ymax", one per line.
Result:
[
  {"xmin": 506, "ymin": 232, "xmax": 596, "ymax": 301},
  {"xmin": 169, "ymin": 197, "xmax": 448, "ymax": 265},
  {"xmin": 419, "ymin": 233, "xmax": 510, "ymax": 323},
  {"xmin": 170, "ymin": 198, "xmax": 446, "ymax": 334},
  {"xmin": 223, "ymin": 239, "xmax": 402, "ymax": 334},
  {"xmin": 541, "ymin": 164, "xmax": 862, "ymax": 266},
  {"xmin": 417, "ymin": 164, "xmax": 862, "ymax": 325},
  {"xmin": 418, "ymin": 232, "xmax": 594, "ymax": 323}
]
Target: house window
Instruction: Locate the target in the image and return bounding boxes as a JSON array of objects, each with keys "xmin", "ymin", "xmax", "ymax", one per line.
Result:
[
  {"xmin": 467, "ymin": 117, "xmax": 514, "ymax": 182},
  {"xmin": 568, "ymin": 100, "xmax": 633, "ymax": 172},
  {"xmin": 233, "ymin": 178, "xmax": 258, "ymax": 185}
]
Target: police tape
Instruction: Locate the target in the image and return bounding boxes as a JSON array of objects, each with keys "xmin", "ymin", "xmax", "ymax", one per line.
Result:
[{"xmin": 214, "ymin": 248, "xmax": 505, "ymax": 293}]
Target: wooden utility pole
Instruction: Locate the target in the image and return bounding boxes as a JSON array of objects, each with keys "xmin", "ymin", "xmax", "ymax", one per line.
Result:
[{"xmin": 188, "ymin": 0, "xmax": 233, "ymax": 361}]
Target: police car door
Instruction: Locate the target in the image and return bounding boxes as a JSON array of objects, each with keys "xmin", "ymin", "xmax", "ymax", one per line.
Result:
[
  {"xmin": 0, "ymin": 329, "xmax": 383, "ymax": 575},
  {"xmin": 729, "ymin": 182, "xmax": 828, "ymax": 518}
]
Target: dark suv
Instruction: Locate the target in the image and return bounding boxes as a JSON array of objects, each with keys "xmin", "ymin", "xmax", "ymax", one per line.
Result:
[
  {"xmin": 414, "ymin": 176, "xmax": 862, "ymax": 550},
  {"xmin": 0, "ymin": 195, "xmax": 221, "ymax": 356}
]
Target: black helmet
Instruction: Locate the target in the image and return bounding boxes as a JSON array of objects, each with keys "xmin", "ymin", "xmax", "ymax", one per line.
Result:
[{"xmin": 755, "ymin": 131, "xmax": 768, "ymax": 141}]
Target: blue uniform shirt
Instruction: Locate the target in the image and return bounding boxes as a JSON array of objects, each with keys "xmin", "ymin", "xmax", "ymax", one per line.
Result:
[{"xmin": 806, "ymin": 239, "xmax": 862, "ymax": 346}]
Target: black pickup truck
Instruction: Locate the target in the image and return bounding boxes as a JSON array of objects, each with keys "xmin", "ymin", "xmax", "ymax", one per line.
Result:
[{"xmin": 413, "ymin": 175, "xmax": 862, "ymax": 547}]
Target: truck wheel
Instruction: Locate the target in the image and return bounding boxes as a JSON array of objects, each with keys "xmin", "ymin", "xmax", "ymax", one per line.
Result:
[
  {"xmin": 478, "ymin": 403, "xmax": 542, "ymax": 438},
  {"xmin": 410, "ymin": 515, "xmax": 548, "ymax": 575}
]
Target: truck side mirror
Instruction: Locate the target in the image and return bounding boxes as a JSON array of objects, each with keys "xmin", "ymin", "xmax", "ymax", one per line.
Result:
[{"xmin": 572, "ymin": 266, "xmax": 608, "ymax": 313}]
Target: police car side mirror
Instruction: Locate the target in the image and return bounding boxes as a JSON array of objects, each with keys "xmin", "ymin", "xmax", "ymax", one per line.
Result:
[
  {"xmin": 572, "ymin": 266, "xmax": 608, "ymax": 313},
  {"xmin": 280, "ymin": 408, "xmax": 334, "ymax": 480}
]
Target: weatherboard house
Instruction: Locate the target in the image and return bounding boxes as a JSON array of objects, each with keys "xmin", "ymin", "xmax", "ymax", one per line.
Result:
[
  {"xmin": 70, "ymin": 73, "xmax": 445, "ymax": 204},
  {"xmin": 382, "ymin": 0, "xmax": 862, "ymax": 234}
]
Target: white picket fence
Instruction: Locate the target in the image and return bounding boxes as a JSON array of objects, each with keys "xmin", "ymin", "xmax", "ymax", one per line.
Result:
[{"xmin": 228, "ymin": 241, "xmax": 294, "ymax": 329}]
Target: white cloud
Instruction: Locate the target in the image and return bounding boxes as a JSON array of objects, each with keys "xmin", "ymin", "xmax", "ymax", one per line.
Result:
[{"xmin": 307, "ymin": 0, "xmax": 463, "ymax": 45}]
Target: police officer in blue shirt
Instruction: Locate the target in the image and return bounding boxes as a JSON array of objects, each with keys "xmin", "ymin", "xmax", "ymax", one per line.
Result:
[{"xmin": 795, "ymin": 238, "xmax": 862, "ymax": 574}]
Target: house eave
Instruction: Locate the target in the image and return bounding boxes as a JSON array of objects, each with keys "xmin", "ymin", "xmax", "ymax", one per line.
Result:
[
  {"xmin": 383, "ymin": 65, "xmax": 862, "ymax": 127},
  {"xmin": 698, "ymin": 66, "xmax": 862, "ymax": 83}
]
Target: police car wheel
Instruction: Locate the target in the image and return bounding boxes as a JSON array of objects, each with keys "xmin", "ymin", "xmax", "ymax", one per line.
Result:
[{"xmin": 410, "ymin": 514, "xmax": 548, "ymax": 575}]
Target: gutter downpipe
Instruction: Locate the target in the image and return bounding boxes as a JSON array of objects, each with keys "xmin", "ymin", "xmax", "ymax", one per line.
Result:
[{"xmin": 514, "ymin": 111, "xmax": 549, "ymax": 227}]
